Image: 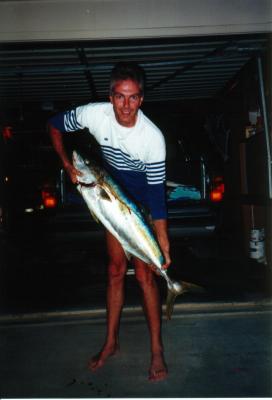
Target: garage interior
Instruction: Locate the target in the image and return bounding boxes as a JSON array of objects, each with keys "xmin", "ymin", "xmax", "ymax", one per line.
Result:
[{"xmin": 1, "ymin": 32, "xmax": 271, "ymax": 264}]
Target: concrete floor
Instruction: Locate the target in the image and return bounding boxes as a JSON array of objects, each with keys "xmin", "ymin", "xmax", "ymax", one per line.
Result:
[
  {"xmin": 1, "ymin": 223, "xmax": 272, "ymax": 398},
  {"xmin": 0, "ymin": 303, "xmax": 271, "ymax": 398}
]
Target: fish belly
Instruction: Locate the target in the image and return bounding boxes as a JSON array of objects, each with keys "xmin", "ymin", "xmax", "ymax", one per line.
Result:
[{"xmin": 79, "ymin": 185, "xmax": 162, "ymax": 268}]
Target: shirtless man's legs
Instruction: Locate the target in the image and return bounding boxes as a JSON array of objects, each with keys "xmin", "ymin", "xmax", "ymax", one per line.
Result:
[{"xmin": 88, "ymin": 230, "xmax": 167, "ymax": 381}]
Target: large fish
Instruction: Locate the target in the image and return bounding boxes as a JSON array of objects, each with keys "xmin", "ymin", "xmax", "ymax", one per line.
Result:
[{"xmin": 73, "ymin": 150, "xmax": 197, "ymax": 319}]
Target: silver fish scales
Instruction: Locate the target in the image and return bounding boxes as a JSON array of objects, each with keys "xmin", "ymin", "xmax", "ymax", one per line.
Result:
[{"xmin": 73, "ymin": 150, "xmax": 197, "ymax": 319}]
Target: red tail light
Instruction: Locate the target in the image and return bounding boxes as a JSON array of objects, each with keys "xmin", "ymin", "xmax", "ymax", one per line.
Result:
[
  {"xmin": 210, "ymin": 176, "xmax": 224, "ymax": 202},
  {"xmin": 2, "ymin": 126, "xmax": 13, "ymax": 140},
  {"xmin": 210, "ymin": 190, "xmax": 223, "ymax": 202},
  {"xmin": 42, "ymin": 190, "xmax": 57, "ymax": 208}
]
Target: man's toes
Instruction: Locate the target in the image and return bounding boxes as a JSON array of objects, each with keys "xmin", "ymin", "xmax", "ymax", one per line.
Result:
[
  {"xmin": 148, "ymin": 369, "xmax": 168, "ymax": 382},
  {"xmin": 87, "ymin": 354, "xmax": 103, "ymax": 371}
]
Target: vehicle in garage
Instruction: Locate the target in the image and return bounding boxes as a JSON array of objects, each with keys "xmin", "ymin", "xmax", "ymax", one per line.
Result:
[
  {"xmin": 49, "ymin": 127, "xmax": 225, "ymax": 238},
  {"xmin": 1, "ymin": 134, "xmax": 59, "ymax": 232}
]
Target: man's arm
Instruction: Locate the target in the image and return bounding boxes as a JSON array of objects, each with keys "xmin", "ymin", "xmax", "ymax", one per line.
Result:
[
  {"xmin": 48, "ymin": 124, "xmax": 82, "ymax": 184},
  {"xmin": 153, "ymin": 218, "xmax": 171, "ymax": 269}
]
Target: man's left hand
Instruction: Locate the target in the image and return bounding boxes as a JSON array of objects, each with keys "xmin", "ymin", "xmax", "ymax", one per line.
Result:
[{"xmin": 153, "ymin": 219, "xmax": 171, "ymax": 270}]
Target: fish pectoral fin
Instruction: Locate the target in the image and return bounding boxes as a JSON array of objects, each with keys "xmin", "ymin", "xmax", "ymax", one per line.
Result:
[
  {"xmin": 99, "ymin": 183, "xmax": 131, "ymax": 214},
  {"xmin": 98, "ymin": 187, "xmax": 112, "ymax": 201},
  {"xmin": 99, "ymin": 181, "xmax": 119, "ymax": 202}
]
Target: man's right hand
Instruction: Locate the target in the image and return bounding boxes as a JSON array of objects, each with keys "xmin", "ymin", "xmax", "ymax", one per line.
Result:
[
  {"xmin": 49, "ymin": 124, "xmax": 83, "ymax": 185},
  {"xmin": 64, "ymin": 162, "xmax": 83, "ymax": 184}
]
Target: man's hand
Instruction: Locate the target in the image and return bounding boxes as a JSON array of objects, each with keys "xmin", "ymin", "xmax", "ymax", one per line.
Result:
[
  {"xmin": 64, "ymin": 162, "xmax": 83, "ymax": 184},
  {"xmin": 161, "ymin": 248, "xmax": 171, "ymax": 270},
  {"xmin": 153, "ymin": 219, "xmax": 171, "ymax": 270},
  {"xmin": 49, "ymin": 124, "xmax": 83, "ymax": 184}
]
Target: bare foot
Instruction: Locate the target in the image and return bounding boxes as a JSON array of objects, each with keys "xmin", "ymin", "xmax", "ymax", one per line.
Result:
[
  {"xmin": 87, "ymin": 345, "xmax": 119, "ymax": 372},
  {"xmin": 148, "ymin": 353, "xmax": 168, "ymax": 382}
]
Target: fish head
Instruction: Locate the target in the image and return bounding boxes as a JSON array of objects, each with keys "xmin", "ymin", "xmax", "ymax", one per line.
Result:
[{"xmin": 72, "ymin": 150, "xmax": 99, "ymax": 185}]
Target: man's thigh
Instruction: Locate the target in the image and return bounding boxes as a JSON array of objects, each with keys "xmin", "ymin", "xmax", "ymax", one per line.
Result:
[{"xmin": 105, "ymin": 230, "xmax": 127, "ymax": 265}]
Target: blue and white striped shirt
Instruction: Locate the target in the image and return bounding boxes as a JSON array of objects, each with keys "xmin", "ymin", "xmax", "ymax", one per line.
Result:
[{"xmin": 49, "ymin": 102, "xmax": 167, "ymax": 219}]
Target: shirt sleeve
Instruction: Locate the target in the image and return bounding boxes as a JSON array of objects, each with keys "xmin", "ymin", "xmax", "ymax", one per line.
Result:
[
  {"xmin": 147, "ymin": 183, "xmax": 167, "ymax": 220},
  {"xmin": 145, "ymin": 131, "xmax": 167, "ymax": 220},
  {"xmin": 48, "ymin": 108, "xmax": 83, "ymax": 132},
  {"xmin": 48, "ymin": 103, "xmax": 102, "ymax": 133}
]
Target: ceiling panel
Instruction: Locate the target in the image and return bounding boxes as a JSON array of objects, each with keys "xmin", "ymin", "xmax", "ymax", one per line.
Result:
[{"xmin": 0, "ymin": 33, "xmax": 269, "ymax": 110}]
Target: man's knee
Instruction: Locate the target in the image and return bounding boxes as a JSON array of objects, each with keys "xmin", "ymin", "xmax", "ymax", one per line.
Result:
[
  {"xmin": 135, "ymin": 263, "xmax": 155, "ymax": 288},
  {"xmin": 106, "ymin": 231, "xmax": 127, "ymax": 282},
  {"xmin": 108, "ymin": 259, "xmax": 127, "ymax": 282}
]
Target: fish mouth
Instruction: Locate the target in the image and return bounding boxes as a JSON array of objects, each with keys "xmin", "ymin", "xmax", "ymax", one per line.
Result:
[{"xmin": 77, "ymin": 181, "xmax": 96, "ymax": 188}]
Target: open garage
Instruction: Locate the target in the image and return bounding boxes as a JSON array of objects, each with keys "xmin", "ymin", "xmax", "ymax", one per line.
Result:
[{"xmin": 0, "ymin": 1, "xmax": 272, "ymax": 398}]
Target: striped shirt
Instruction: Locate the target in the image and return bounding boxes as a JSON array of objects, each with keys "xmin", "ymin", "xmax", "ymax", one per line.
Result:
[{"xmin": 49, "ymin": 102, "xmax": 167, "ymax": 219}]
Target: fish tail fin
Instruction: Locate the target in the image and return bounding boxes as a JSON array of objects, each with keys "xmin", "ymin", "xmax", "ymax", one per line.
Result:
[
  {"xmin": 165, "ymin": 287, "xmax": 179, "ymax": 320},
  {"xmin": 165, "ymin": 280, "xmax": 184, "ymax": 320},
  {"xmin": 181, "ymin": 280, "xmax": 204, "ymax": 292},
  {"xmin": 165, "ymin": 280, "xmax": 205, "ymax": 320}
]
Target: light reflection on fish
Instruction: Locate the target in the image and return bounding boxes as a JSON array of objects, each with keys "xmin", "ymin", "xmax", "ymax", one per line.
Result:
[{"xmin": 73, "ymin": 150, "xmax": 199, "ymax": 319}]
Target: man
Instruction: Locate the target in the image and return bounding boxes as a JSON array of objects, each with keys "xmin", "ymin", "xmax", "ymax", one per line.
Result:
[{"xmin": 48, "ymin": 62, "xmax": 171, "ymax": 382}]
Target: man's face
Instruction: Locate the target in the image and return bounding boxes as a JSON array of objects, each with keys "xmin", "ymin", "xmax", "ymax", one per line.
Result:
[{"xmin": 110, "ymin": 79, "xmax": 143, "ymax": 127}]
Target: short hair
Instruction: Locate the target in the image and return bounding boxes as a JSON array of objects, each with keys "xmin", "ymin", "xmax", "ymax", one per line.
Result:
[{"xmin": 109, "ymin": 62, "xmax": 145, "ymax": 95}]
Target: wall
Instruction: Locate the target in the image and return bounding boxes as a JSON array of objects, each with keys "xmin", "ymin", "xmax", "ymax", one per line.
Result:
[{"xmin": 0, "ymin": 0, "xmax": 271, "ymax": 43}]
